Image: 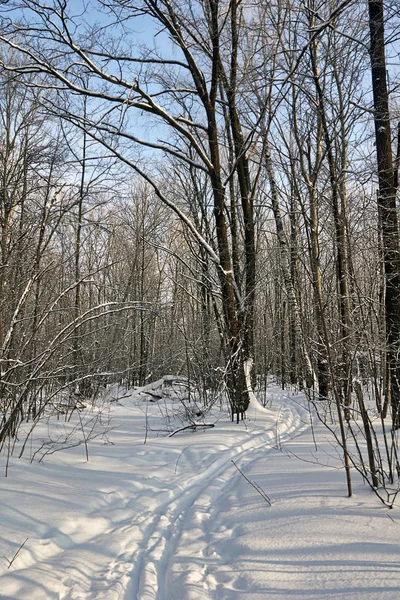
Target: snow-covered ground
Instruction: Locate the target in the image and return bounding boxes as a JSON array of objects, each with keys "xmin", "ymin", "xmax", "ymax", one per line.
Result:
[{"xmin": 1, "ymin": 381, "xmax": 400, "ymax": 599}]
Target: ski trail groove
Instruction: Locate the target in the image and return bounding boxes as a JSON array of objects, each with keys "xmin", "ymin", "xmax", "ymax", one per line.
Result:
[{"xmin": 129, "ymin": 397, "xmax": 311, "ymax": 600}]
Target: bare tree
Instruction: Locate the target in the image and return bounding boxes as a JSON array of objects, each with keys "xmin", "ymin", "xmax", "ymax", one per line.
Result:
[
  {"xmin": 368, "ymin": 0, "xmax": 400, "ymax": 429},
  {"xmin": 0, "ymin": 0, "xmax": 265, "ymax": 420}
]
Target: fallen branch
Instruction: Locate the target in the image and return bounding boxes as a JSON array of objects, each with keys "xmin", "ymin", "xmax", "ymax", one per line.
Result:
[
  {"xmin": 169, "ymin": 423, "xmax": 214, "ymax": 437},
  {"xmin": 231, "ymin": 460, "xmax": 272, "ymax": 505},
  {"xmin": 141, "ymin": 391, "xmax": 163, "ymax": 401},
  {"xmin": 110, "ymin": 394, "xmax": 131, "ymax": 402}
]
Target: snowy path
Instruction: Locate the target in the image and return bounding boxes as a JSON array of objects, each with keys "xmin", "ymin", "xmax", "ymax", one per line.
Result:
[
  {"xmin": 189, "ymin": 432, "xmax": 400, "ymax": 600},
  {"xmin": 1, "ymin": 387, "xmax": 400, "ymax": 600},
  {"xmin": 132, "ymin": 398, "xmax": 310, "ymax": 600},
  {"xmin": 162, "ymin": 400, "xmax": 400, "ymax": 600}
]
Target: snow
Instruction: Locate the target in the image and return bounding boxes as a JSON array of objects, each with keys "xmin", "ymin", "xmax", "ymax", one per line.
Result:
[{"xmin": 0, "ymin": 382, "xmax": 400, "ymax": 599}]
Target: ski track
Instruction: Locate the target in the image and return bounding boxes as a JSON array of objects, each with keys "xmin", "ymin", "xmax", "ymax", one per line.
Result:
[
  {"xmin": 130, "ymin": 397, "xmax": 311, "ymax": 600},
  {"xmin": 0, "ymin": 395, "xmax": 311, "ymax": 600}
]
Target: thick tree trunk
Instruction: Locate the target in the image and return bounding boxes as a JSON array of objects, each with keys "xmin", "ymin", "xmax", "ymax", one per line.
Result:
[
  {"xmin": 368, "ymin": 0, "xmax": 400, "ymax": 429},
  {"xmin": 226, "ymin": 0, "xmax": 256, "ymax": 383},
  {"xmin": 309, "ymin": 188, "xmax": 330, "ymax": 400},
  {"xmin": 205, "ymin": 0, "xmax": 253, "ymax": 420}
]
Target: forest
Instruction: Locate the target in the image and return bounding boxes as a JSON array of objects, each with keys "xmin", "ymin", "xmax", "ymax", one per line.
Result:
[{"xmin": 0, "ymin": 0, "xmax": 399, "ymax": 502}]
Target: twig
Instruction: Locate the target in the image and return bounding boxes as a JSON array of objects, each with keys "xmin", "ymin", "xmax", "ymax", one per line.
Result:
[
  {"xmin": 308, "ymin": 399, "xmax": 318, "ymax": 452},
  {"xmin": 78, "ymin": 411, "xmax": 89, "ymax": 461},
  {"xmin": 141, "ymin": 391, "xmax": 163, "ymax": 401},
  {"xmin": 231, "ymin": 460, "xmax": 272, "ymax": 505},
  {"xmin": 4, "ymin": 538, "xmax": 29, "ymax": 570},
  {"xmin": 144, "ymin": 399, "xmax": 149, "ymax": 445},
  {"xmin": 175, "ymin": 445, "xmax": 188, "ymax": 474},
  {"xmin": 387, "ymin": 513, "xmax": 396, "ymax": 523},
  {"xmin": 110, "ymin": 394, "xmax": 131, "ymax": 402},
  {"xmin": 275, "ymin": 407, "xmax": 282, "ymax": 450},
  {"xmin": 169, "ymin": 423, "xmax": 214, "ymax": 437}
]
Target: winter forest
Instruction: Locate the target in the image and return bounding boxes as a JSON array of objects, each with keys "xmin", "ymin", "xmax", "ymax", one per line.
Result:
[{"xmin": 1, "ymin": 0, "xmax": 400, "ymax": 598}]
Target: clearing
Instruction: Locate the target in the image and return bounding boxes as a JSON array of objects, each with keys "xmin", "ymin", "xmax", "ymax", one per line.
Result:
[{"xmin": 0, "ymin": 381, "xmax": 399, "ymax": 599}]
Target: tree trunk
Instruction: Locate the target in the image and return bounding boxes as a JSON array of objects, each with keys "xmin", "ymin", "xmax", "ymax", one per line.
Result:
[
  {"xmin": 309, "ymin": 29, "xmax": 352, "ymax": 414},
  {"xmin": 265, "ymin": 149, "xmax": 316, "ymax": 389},
  {"xmin": 368, "ymin": 0, "xmax": 400, "ymax": 429}
]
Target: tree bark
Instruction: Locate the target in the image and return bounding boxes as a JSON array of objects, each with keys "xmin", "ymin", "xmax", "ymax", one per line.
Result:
[
  {"xmin": 368, "ymin": 0, "xmax": 400, "ymax": 429},
  {"xmin": 265, "ymin": 149, "xmax": 316, "ymax": 389}
]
